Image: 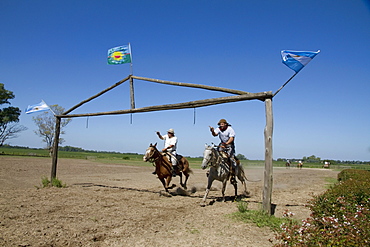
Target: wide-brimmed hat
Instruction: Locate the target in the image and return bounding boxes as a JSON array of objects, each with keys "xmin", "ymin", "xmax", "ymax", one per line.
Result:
[
  {"xmin": 167, "ymin": 128, "xmax": 175, "ymax": 134},
  {"xmin": 217, "ymin": 119, "xmax": 230, "ymax": 125}
]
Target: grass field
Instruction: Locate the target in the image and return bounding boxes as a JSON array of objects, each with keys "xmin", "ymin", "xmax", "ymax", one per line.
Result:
[{"xmin": 0, "ymin": 146, "xmax": 368, "ymax": 170}]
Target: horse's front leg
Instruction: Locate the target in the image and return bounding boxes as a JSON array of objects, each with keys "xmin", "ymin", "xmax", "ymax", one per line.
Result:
[
  {"xmin": 165, "ymin": 176, "xmax": 172, "ymax": 191},
  {"xmin": 201, "ymin": 188, "xmax": 210, "ymax": 206},
  {"xmin": 201, "ymin": 178, "xmax": 213, "ymax": 206},
  {"xmin": 159, "ymin": 177, "xmax": 169, "ymax": 192}
]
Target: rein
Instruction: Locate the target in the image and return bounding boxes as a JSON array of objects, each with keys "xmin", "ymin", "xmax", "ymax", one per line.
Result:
[
  {"xmin": 205, "ymin": 148, "xmax": 223, "ymax": 168},
  {"xmin": 147, "ymin": 147, "xmax": 161, "ymax": 163}
]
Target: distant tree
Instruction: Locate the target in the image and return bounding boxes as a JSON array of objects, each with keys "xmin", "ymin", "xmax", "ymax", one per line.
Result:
[
  {"xmin": 59, "ymin": 145, "xmax": 84, "ymax": 152},
  {"xmin": 0, "ymin": 123, "xmax": 27, "ymax": 146},
  {"xmin": 303, "ymin": 155, "xmax": 321, "ymax": 163},
  {"xmin": 32, "ymin": 105, "xmax": 72, "ymax": 148},
  {"xmin": 0, "ymin": 83, "xmax": 27, "ymax": 146},
  {"xmin": 236, "ymin": 153, "xmax": 247, "ymax": 160}
]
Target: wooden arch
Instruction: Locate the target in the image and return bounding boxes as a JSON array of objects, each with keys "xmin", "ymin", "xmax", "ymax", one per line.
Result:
[{"xmin": 51, "ymin": 75, "xmax": 274, "ymax": 214}]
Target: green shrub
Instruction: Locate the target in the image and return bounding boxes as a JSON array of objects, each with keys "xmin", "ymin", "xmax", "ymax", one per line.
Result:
[
  {"xmin": 41, "ymin": 176, "xmax": 66, "ymax": 188},
  {"xmin": 275, "ymin": 172, "xmax": 370, "ymax": 246},
  {"xmin": 337, "ymin": 169, "xmax": 370, "ymax": 182},
  {"xmin": 310, "ymin": 179, "xmax": 370, "ymax": 218}
]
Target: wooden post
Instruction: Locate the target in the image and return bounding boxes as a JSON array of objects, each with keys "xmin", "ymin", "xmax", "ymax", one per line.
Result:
[
  {"xmin": 51, "ymin": 116, "xmax": 61, "ymax": 179},
  {"xmin": 130, "ymin": 76, "xmax": 135, "ymax": 109},
  {"xmin": 58, "ymin": 92, "xmax": 273, "ymax": 119},
  {"xmin": 263, "ymin": 97, "xmax": 273, "ymax": 214}
]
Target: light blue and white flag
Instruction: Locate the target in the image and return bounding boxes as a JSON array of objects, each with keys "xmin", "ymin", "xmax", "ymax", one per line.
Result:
[
  {"xmin": 25, "ymin": 101, "xmax": 50, "ymax": 114},
  {"xmin": 281, "ymin": 50, "xmax": 320, "ymax": 73}
]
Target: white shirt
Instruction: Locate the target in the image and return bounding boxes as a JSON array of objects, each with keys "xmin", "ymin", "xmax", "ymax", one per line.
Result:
[
  {"xmin": 163, "ymin": 135, "xmax": 177, "ymax": 153},
  {"xmin": 214, "ymin": 126, "xmax": 235, "ymax": 144}
]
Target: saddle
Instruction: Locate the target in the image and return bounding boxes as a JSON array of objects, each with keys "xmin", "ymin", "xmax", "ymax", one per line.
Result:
[
  {"xmin": 218, "ymin": 150, "xmax": 238, "ymax": 184},
  {"xmin": 162, "ymin": 153, "xmax": 184, "ymax": 170}
]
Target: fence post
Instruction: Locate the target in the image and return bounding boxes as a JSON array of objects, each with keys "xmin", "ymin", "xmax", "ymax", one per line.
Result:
[
  {"xmin": 263, "ymin": 97, "xmax": 273, "ymax": 214},
  {"xmin": 51, "ymin": 116, "xmax": 61, "ymax": 179}
]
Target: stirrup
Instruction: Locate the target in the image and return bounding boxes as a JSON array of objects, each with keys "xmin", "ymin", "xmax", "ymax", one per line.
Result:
[{"xmin": 172, "ymin": 167, "xmax": 177, "ymax": 177}]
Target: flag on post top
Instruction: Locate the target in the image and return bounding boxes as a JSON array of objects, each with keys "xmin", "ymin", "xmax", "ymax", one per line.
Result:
[
  {"xmin": 107, "ymin": 45, "xmax": 132, "ymax": 65},
  {"xmin": 281, "ymin": 50, "xmax": 320, "ymax": 73},
  {"xmin": 25, "ymin": 101, "xmax": 50, "ymax": 114}
]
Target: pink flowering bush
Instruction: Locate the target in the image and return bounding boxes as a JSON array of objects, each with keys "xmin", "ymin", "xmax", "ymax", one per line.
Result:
[{"xmin": 275, "ymin": 170, "xmax": 370, "ymax": 246}]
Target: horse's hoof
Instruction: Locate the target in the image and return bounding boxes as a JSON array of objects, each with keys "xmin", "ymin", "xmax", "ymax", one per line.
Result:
[
  {"xmin": 243, "ymin": 191, "xmax": 251, "ymax": 197},
  {"xmin": 200, "ymin": 202, "xmax": 206, "ymax": 207}
]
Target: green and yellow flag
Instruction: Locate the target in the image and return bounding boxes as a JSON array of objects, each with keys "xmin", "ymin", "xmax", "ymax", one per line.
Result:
[{"xmin": 107, "ymin": 45, "xmax": 132, "ymax": 65}]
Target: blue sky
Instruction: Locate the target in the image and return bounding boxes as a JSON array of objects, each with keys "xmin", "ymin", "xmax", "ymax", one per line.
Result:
[{"xmin": 1, "ymin": 0, "xmax": 369, "ymax": 161}]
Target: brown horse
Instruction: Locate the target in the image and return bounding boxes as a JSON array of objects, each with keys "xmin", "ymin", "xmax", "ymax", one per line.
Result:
[
  {"xmin": 143, "ymin": 143, "xmax": 192, "ymax": 192},
  {"xmin": 285, "ymin": 162, "xmax": 291, "ymax": 169},
  {"xmin": 297, "ymin": 162, "xmax": 303, "ymax": 169}
]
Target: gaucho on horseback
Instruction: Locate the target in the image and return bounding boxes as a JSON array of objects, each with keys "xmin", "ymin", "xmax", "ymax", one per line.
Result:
[
  {"xmin": 156, "ymin": 128, "xmax": 178, "ymax": 177},
  {"xmin": 209, "ymin": 119, "xmax": 238, "ymax": 176}
]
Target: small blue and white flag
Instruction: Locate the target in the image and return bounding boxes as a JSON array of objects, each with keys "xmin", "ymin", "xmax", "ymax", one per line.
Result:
[
  {"xmin": 25, "ymin": 101, "xmax": 50, "ymax": 114},
  {"xmin": 281, "ymin": 50, "xmax": 320, "ymax": 73}
]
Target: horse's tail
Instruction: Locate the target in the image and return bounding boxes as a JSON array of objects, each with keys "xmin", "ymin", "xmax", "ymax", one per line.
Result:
[
  {"xmin": 239, "ymin": 165, "xmax": 261, "ymax": 182},
  {"xmin": 180, "ymin": 157, "xmax": 193, "ymax": 174}
]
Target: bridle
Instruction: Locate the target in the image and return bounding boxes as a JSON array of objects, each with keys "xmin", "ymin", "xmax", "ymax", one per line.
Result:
[
  {"xmin": 203, "ymin": 147, "xmax": 223, "ymax": 168},
  {"xmin": 145, "ymin": 146, "xmax": 161, "ymax": 163}
]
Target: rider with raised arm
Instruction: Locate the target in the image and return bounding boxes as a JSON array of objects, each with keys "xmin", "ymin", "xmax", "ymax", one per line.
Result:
[
  {"xmin": 156, "ymin": 128, "xmax": 178, "ymax": 177},
  {"xmin": 209, "ymin": 119, "xmax": 237, "ymax": 172}
]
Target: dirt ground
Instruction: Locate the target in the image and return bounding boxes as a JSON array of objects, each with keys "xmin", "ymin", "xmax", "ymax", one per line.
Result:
[{"xmin": 0, "ymin": 156, "xmax": 339, "ymax": 247}]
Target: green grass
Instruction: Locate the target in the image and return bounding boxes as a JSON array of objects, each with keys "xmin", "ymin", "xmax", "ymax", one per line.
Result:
[
  {"xmin": 230, "ymin": 201, "xmax": 298, "ymax": 232},
  {"xmin": 324, "ymin": 177, "xmax": 338, "ymax": 189},
  {"xmin": 41, "ymin": 176, "xmax": 66, "ymax": 188}
]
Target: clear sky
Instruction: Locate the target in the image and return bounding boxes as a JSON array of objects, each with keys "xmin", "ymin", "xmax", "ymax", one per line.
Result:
[{"xmin": 1, "ymin": 0, "xmax": 369, "ymax": 161}]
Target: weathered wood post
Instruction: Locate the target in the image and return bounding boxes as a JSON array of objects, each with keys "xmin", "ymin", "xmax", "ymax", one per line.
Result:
[
  {"xmin": 51, "ymin": 116, "xmax": 61, "ymax": 179},
  {"xmin": 263, "ymin": 97, "xmax": 273, "ymax": 214},
  {"xmin": 129, "ymin": 75, "xmax": 135, "ymax": 109}
]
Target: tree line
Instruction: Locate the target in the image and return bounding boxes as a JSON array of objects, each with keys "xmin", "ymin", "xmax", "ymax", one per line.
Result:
[{"xmin": 277, "ymin": 155, "xmax": 369, "ymax": 165}]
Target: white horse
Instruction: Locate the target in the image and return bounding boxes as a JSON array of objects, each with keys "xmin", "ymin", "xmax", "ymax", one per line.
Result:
[{"xmin": 200, "ymin": 144, "xmax": 249, "ymax": 206}]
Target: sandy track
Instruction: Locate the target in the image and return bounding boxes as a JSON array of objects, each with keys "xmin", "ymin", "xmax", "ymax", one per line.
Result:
[{"xmin": 0, "ymin": 156, "xmax": 339, "ymax": 246}]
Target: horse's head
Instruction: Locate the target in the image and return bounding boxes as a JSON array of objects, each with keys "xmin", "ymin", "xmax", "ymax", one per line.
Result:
[
  {"xmin": 201, "ymin": 144, "xmax": 215, "ymax": 170},
  {"xmin": 143, "ymin": 143, "xmax": 158, "ymax": 162}
]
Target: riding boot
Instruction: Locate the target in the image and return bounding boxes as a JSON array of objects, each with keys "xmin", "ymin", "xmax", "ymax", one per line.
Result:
[
  {"xmin": 172, "ymin": 166, "xmax": 177, "ymax": 177},
  {"xmin": 229, "ymin": 158, "xmax": 236, "ymax": 176},
  {"xmin": 229, "ymin": 158, "xmax": 237, "ymax": 185}
]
